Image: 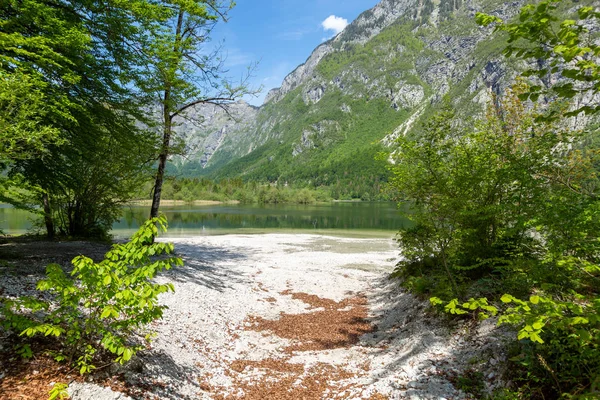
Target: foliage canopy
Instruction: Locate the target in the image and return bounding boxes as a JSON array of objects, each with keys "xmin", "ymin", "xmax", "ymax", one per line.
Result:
[{"xmin": 477, "ymin": 0, "xmax": 600, "ymax": 118}]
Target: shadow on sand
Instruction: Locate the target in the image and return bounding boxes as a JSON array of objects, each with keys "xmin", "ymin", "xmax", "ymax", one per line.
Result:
[
  {"xmin": 355, "ymin": 275, "xmax": 511, "ymax": 398},
  {"xmin": 162, "ymin": 241, "xmax": 254, "ymax": 291},
  {"xmin": 132, "ymin": 349, "xmax": 202, "ymax": 400}
]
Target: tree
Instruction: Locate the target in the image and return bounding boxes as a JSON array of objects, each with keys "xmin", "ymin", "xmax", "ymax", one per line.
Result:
[
  {"xmin": 0, "ymin": 71, "xmax": 64, "ymax": 162},
  {"xmin": 1, "ymin": 0, "xmax": 142, "ymax": 237},
  {"xmin": 390, "ymin": 85, "xmax": 600, "ymax": 398},
  {"xmin": 140, "ymin": 1, "xmax": 257, "ymax": 218},
  {"xmin": 12, "ymin": 103, "xmax": 155, "ymax": 237},
  {"xmin": 388, "ymin": 86, "xmax": 588, "ymax": 297},
  {"xmin": 391, "ymin": 3, "xmax": 600, "ymax": 397},
  {"xmin": 0, "ymin": 0, "xmax": 86, "ymax": 161},
  {"xmin": 0, "ymin": 0, "xmax": 193, "ymax": 237},
  {"xmin": 476, "ymin": 0, "xmax": 600, "ymax": 118}
]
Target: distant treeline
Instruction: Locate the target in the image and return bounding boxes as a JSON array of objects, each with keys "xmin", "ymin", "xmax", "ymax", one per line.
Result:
[{"xmin": 135, "ymin": 177, "xmax": 392, "ymax": 204}]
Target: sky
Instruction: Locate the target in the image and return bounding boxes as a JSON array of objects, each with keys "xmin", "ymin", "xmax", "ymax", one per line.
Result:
[{"xmin": 209, "ymin": 0, "xmax": 380, "ymax": 106}]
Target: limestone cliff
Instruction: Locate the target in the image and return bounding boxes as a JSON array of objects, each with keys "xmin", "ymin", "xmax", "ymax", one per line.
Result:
[{"xmin": 170, "ymin": 0, "xmax": 592, "ymax": 185}]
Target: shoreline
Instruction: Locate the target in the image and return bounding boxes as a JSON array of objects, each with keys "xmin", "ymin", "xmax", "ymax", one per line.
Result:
[{"xmin": 126, "ymin": 199, "xmax": 241, "ymax": 206}]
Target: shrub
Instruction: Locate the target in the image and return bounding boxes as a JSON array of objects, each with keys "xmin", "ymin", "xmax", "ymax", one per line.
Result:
[
  {"xmin": 0, "ymin": 215, "xmax": 181, "ymax": 374},
  {"xmin": 498, "ymin": 293, "xmax": 600, "ymax": 398},
  {"xmin": 294, "ymin": 188, "xmax": 316, "ymax": 204}
]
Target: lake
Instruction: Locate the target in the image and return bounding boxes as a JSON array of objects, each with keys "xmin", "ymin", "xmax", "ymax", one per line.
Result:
[{"xmin": 0, "ymin": 202, "xmax": 410, "ymax": 238}]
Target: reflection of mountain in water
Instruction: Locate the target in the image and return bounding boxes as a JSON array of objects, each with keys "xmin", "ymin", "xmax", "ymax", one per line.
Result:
[{"xmin": 115, "ymin": 203, "xmax": 410, "ymax": 233}]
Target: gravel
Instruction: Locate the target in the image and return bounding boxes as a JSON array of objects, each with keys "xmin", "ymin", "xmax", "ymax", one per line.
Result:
[{"xmin": 4, "ymin": 233, "xmax": 509, "ymax": 400}]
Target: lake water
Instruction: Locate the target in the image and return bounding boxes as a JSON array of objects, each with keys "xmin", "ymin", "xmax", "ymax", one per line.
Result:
[{"xmin": 0, "ymin": 202, "xmax": 410, "ymax": 238}]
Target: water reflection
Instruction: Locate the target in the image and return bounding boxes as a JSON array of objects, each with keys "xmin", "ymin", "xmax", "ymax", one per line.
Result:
[
  {"xmin": 0, "ymin": 205, "xmax": 38, "ymax": 235},
  {"xmin": 0, "ymin": 202, "xmax": 411, "ymax": 238},
  {"xmin": 114, "ymin": 203, "xmax": 411, "ymax": 237}
]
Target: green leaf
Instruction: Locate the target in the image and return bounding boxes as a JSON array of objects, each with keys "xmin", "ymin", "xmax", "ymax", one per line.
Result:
[
  {"xmin": 122, "ymin": 348, "xmax": 134, "ymax": 362},
  {"xmin": 529, "ymin": 332, "xmax": 544, "ymax": 344},
  {"xmin": 501, "ymin": 294, "xmax": 514, "ymax": 303},
  {"xmin": 570, "ymin": 316, "xmax": 589, "ymax": 325},
  {"xmin": 101, "ymin": 306, "xmax": 114, "ymax": 319},
  {"xmin": 430, "ymin": 297, "xmax": 444, "ymax": 306},
  {"xmin": 532, "ymin": 320, "xmax": 545, "ymax": 330}
]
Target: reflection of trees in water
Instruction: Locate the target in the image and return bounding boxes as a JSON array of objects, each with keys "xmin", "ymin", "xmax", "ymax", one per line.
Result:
[
  {"xmin": 3, "ymin": 203, "xmax": 413, "ymax": 234},
  {"xmin": 116, "ymin": 203, "xmax": 411, "ymax": 231},
  {"xmin": 0, "ymin": 207, "xmax": 38, "ymax": 232}
]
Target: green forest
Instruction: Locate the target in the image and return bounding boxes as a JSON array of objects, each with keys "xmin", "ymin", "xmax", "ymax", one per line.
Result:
[{"xmin": 1, "ymin": 0, "xmax": 600, "ymax": 399}]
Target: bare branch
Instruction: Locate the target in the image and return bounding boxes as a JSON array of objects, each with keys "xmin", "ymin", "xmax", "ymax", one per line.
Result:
[{"xmin": 171, "ymin": 97, "xmax": 236, "ymax": 119}]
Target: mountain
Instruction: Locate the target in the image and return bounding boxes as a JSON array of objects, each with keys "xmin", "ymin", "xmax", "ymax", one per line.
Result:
[
  {"xmin": 167, "ymin": 0, "xmax": 563, "ymax": 196},
  {"xmin": 167, "ymin": 101, "xmax": 258, "ymax": 175}
]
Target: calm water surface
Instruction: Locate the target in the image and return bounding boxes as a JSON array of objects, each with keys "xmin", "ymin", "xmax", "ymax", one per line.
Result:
[{"xmin": 0, "ymin": 202, "xmax": 411, "ymax": 238}]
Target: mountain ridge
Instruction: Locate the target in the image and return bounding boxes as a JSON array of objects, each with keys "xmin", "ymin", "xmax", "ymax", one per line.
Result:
[{"xmin": 168, "ymin": 0, "xmax": 556, "ymax": 199}]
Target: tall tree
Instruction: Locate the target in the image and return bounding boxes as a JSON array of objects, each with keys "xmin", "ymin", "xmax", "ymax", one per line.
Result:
[
  {"xmin": 140, "ymin": 1, "xmax": 255, "ymax": 218},
  {"xmin": 0, "ymin": 0, "xmax": 175, "ymax": 236},
  {"xmin": 12, "ymin": 101, "xmax": 155, "ymax": 237}
]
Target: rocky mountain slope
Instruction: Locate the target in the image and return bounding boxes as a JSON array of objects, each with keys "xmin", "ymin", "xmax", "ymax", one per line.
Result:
[
  {"xmin": 169, "ymin": 0, "xmax": 535, "ymax": 191},
  {"xmin": 167, "ymin": 101, "xmax": 258, "ymax": 175}
]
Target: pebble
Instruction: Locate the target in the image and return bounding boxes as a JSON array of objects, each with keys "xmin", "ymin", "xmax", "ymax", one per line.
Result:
[{"xmin": 6, "ymin": 234, "xmax": 509, "ymax": 400}]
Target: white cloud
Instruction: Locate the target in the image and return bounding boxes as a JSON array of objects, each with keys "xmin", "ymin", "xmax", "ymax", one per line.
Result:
[
  {"xmin": 223, "ymin": 48, "xmax": 253, "ymax": 68},
  {"xmin": 321, "ymin": 15, "xmax": 348, "ymax": 35}
]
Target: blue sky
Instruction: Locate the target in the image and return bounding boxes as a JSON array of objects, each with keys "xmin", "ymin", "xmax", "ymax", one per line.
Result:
[{"xmin": 210, "ymin": 0, "xmax": 380, "ymax": 106}]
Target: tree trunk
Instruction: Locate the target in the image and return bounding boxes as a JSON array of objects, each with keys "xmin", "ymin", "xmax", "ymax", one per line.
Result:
[
  {"xmin": 149, "ymin": 9, "xmax": 184, "ymax": 219},
  {"xmin": 42, "ymin": 192, "xmax": 54, "ymax": 239},
  {"xmin": 150, "ymin": 114, "xmax": 172, "ymax": 219}
]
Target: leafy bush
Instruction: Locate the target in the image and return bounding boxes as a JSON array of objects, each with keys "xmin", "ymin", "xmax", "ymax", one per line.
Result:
[
  {"xmin": 390, "ymin": 85, "xmax": 600, "ymax": 398},
  {"xmin": 292, "ymin": 188, "xmax": 316, "ymax": 204},
  {"xmin": 431, "ymin": 291, "xmax": 600, "ymax": 399},
  {"xmin": 430, "ymin": 297, "xmax": 498, "ymax": 321},
  {"xmin": 389, "ymin": 85, "xmax": 597, "ymax": 298},
  {"xmin": 48, "ymin": 383, "xmax": 69, "ymax": 400},
  {"xmin": 0, "ymin": 215, "xmax": 181, "ymax": 374},
  {"xmin": 499, "ymin": 293, "xmax": 600, "ymax": 398}
]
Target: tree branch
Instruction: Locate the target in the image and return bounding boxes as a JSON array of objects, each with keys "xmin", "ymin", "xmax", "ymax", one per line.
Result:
[{"xmin": 171, "ymin": 97, "xmax": 235, "ymax": 118}]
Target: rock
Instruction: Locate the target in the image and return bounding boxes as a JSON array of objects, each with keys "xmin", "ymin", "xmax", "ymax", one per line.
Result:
[
  {"xmin": 392, "ymin": 82, "xmax": 425, "ymax": 109},
  {"xmin": 304, "ymin": 85, "xmax": 326, "ymax": 104},
  {"xmin": 68, "ymin": 382, "xmax": 134, "ymax": 400}
]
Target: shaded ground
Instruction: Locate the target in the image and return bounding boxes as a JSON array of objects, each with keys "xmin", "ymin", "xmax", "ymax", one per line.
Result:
[
  {"xmin": 0, "ymin": 237, "xmax": 110, "ymax": 400},
  {"xmin": 0, "ymin": 236, "xmax": 110, "ymax": 273}
]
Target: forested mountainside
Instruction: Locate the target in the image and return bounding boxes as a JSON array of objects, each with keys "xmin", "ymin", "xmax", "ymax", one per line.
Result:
[{"xmin": 167, "ymin": 0, "xmax": 589, "ymax": 193}]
